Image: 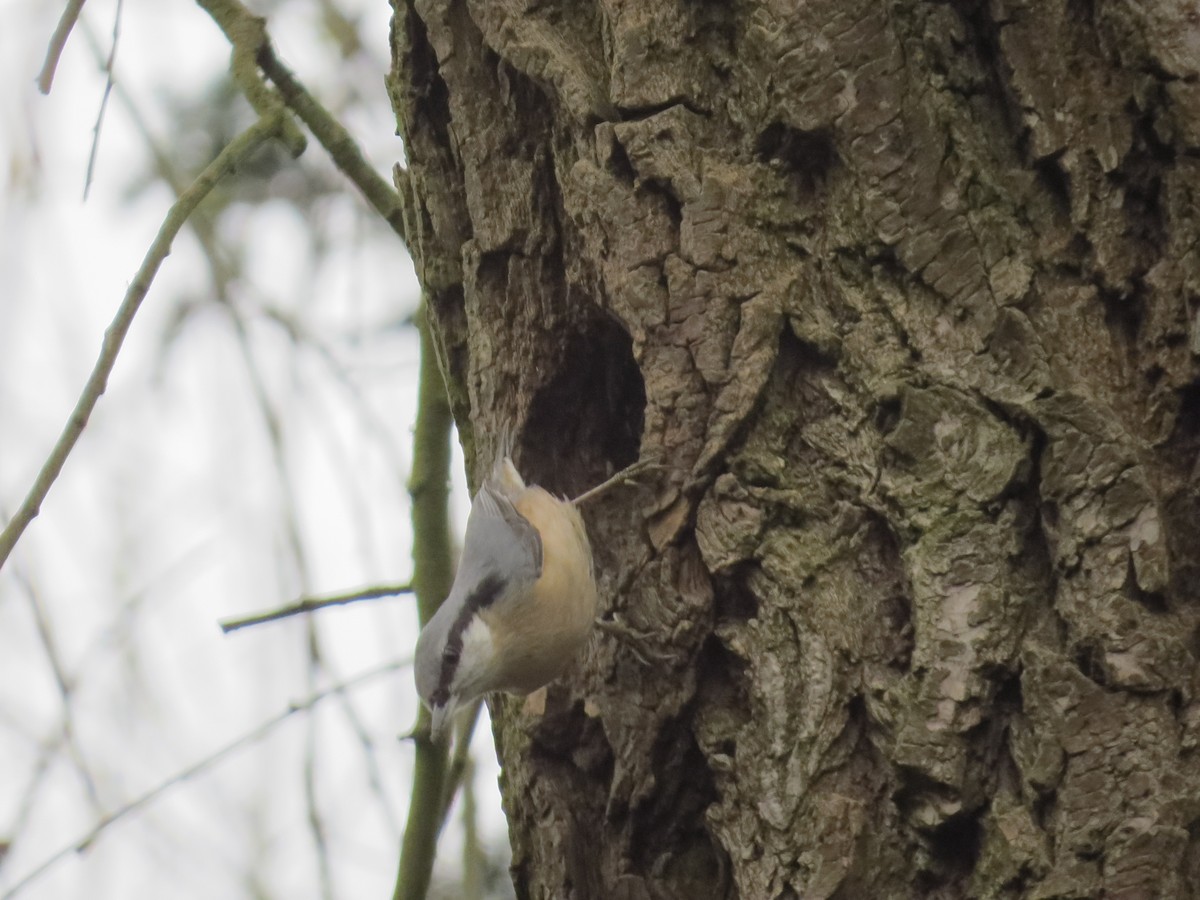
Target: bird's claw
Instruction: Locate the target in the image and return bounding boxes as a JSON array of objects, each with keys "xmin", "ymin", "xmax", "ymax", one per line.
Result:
[{"xmin": 594, "ymin": 615, "xmax": 673, "ymax": 666}]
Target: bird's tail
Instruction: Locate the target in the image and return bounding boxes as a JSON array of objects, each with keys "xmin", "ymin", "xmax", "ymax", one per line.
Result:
[{"xmin": 490, "ymin": 423, "xmax": 526, "ymax": 499}]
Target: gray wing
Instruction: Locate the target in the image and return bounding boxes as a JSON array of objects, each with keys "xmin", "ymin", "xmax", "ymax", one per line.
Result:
[{"xmin": 465, "ymin": 480, "xmax": 542, "ymax": 585}]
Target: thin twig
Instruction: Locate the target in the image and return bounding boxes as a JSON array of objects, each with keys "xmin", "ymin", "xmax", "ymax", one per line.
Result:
[
  {"xmin": 219, "ymin": 582, "xmax": 414, "ymax": 633},
  {"xmin": 82, "ymin": 0, "xmax": 122, "ymax": 200},
  {"xmin": 36, "ymin": 0, "xmax": 88, "ymax": 94},
  {"xmin": 80, "ymin": 19, "xmax": 239, "ymax": 299},
  {"xmin": 0, "ymin": 658, "xmax": 407, "ymax": 900},
  {"xmin": 255, "ymin": 47, "xmax": 408, "ymax": 241},
  {"xmin": 570, "ymin": 458, "xmax": 661, "ymax": 507},
  {"xmin": 0, "ymin": 112, "xmax": 290, "ymax": 573}
]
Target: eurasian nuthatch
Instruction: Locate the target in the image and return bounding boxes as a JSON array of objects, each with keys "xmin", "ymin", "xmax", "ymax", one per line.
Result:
[{"xmin": 415, "ymin": 453, "xmax": 642, "ymax": 743}]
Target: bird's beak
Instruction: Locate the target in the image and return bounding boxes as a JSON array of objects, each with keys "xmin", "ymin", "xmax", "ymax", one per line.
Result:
[{"xmin": 429, "ymin": 700, "xmax": 456, "ymax": 744}]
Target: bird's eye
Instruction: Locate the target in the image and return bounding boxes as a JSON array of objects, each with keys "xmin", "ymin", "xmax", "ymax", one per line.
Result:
[{"xmin": 443, "ymin": 647, "xmax": 460, "ymax": 665}]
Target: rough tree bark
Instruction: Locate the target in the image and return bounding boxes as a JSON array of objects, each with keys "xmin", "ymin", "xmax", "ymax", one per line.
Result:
[{"xmin": 388, "ymin": 1, "xmax": 1200, "ymax": 897}]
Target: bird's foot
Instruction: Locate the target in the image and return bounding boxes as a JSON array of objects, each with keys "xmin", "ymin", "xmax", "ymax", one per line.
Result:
[{"xmin": 594, "ymin": 615, "xmax": 672, "ymax": 666}]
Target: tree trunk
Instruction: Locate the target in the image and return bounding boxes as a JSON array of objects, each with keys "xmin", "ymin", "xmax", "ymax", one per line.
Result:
[{"xmin": 388, "ymin": 0, "xmax": 1200, "ymax": 896}]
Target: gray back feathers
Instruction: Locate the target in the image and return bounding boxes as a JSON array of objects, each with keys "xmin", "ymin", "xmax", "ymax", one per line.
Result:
[{"xmin": 468, "ymin": 480, "xmax": 542, "ymax": 583}]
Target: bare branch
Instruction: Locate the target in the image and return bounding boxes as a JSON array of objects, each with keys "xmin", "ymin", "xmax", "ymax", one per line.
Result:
[
  {"xmin": 0, "ymin": 112, "xmax": 292, "ymax": 573},
  {"xmin": 570, "ymin": 457, "xmax": 662, "ymax": 507},
  {"xmin": 194, "ymin": 0, "xmax": 305, "ymax": 156},
  {"xmin": 220, "ymin": 583, "xmax": 415, "ymax": 633},
  {"xmin": 196, "ymin": 0, "xmax": 408, "ymax": 242},
  {"xmin": 82, "ymin": 0, "xmax": 123, "ymax": 200},
  {"xmin": 36, "ymin": 0, "xmax": 88, "ymax": 94},
  {"xmin": 255, "ymin": 47, "xmax": 409, "ymax": 242}
]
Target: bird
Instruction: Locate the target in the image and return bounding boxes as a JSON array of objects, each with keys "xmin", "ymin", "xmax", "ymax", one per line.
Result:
[{"xmin": 414, "ymin": 451, "xmax": 651, "ymax": 743}]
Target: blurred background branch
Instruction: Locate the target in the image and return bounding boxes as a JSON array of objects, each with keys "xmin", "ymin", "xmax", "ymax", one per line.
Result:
[{"xmin": 219, "ymin": 582, "xmax": 414, "ymax": 633}]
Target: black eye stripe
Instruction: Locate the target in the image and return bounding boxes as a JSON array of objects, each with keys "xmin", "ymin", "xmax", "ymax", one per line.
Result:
[
  {"xmin": 431, "ymin": 573, "xmax": 507, "ymax": 704},
  {"xmin": 467, "ymin": 574, "xmax": 505, "ymax": 611}
]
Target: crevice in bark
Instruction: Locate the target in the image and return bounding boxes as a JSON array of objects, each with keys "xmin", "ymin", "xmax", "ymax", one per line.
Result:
[
  {"xmin": 616, "ymin": 97, "xmax": 712, "ymax": 121},
  {"xmin": 861, "ymin": 510, "xmax": 914, "ymax": 673},
  {"xmin": 755, "ymin": 122, "xmax": 839, "ymax": 196},
  {"xmin": 683, "ymin": 0, "xmax": 738, "ymax": 72},
  {"xmin": 530, "ymin": 696, "xmax": 614, "ymax": 774},
  {"xmin": 874, "ymin": 393, "xmax": 903, "ymax": 436},
  {"xmin": 893, "ymin": 766, "xmax": 962, "ymax": 821},
  {"xmin": 396, "ymin": 2, "xmax": 453, "ymax": 150},
  {"xmin": 775, "ymin": 327, "xmax": 839, "ymax": 444},
  {"xmin": 1188, "ymin": 622, "xmax": 1200, "ymax": 673},
  {"xmin": 1122, "ymin": 552, "xmax": 1169, "ymax": 615},
  {"xmin": 1030, "ymin": 154, "xmax": 1072, "ymax": 231},
  {"xmin": 1187, "ymin": 819, "xmax": 1200, "ymax": 894},
  {"xmin": 1024, "ymin": 421, "xmax": 1062, "ymax": 597},
  {"xmin": 947, "ymin": 0, "xmax": 1024, "ymax": 137},
  {"xmin": 1161, "ymin": 378, "xmax": 1200, "ymax": 603},
  {"xmin": 713, "ymin": 565, "xmax": 760, "ymax": 624},
  {"xmin": 646, "ymin": 182, "xmax": 683, "ymax": 229},
  {"xmin": 895, "ymin": 764, "xmax": 987, "ymax": 892},
  {"xmin": 697, "ymin": 632, "xmax": 750, "ymax": 726},
  {"xmin": 1120, "ymin": 146, "xmax": 1169, "ymax": 245},
  {"xmin": 1059, "ymin": 0, "xmax": 1102, "ymax": 66},
  {"xmin": 885, "ymin": 589, "xmax": 915, "ymax": 673},
  {"xmin": 926, "ymin": 810, "xmax": 985, "ymax": 884},
  {"xmin": 430, "ymin": 283, "xmax": 473, "ymax": 434},
  {"xmin": 1072, "ymin": 641, "xmax": 1110, "ymax": 689},
  {"xmin": 1096, "ymin": 276, "xmax": 1143, "ymax": 352},
  {"xmin": 605, "ymin": 130, "xmax": 638, "ymax": 185}
]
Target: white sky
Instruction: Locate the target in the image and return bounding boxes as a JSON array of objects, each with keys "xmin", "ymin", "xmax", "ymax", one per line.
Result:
[{"xmin": 0, "ymin": 1, "xmax": 507, "ymax": 897}]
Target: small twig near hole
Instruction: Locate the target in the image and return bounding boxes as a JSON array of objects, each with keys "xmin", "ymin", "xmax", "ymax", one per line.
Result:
[{"xmin": 570, "ymin": 457, "xmax": 663, "ymax": 507}]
